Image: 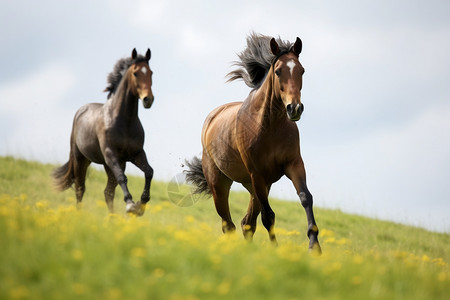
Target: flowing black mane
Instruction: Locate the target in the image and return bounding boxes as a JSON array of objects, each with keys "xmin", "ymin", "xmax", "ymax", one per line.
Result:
[
  {"xmin": 104, "ymin": 55, "xmax": 148, "ymax": 99},
  {"xmin": 227, "ymin": 33, "xmax": 293, "ymax": 89}
]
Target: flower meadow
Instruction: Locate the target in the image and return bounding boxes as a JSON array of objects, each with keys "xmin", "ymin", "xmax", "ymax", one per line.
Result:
[{"xmin": 1, "ymin": 157, "xmax": 449, "ymax": 299}]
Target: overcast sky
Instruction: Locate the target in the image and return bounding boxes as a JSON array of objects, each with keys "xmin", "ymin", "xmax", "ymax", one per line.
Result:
[{"xmin": 1, "ymin": 0, "xmax": 449, "ymax": 232}]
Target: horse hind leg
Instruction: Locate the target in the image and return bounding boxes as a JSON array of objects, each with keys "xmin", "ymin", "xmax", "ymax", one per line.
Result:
[
  {"xmin": 203, "ymin": 156, "xmax": 235, "ymax": 233},
  {"xmin": 212, "ymin": 178, "xmax": 235, "ymax": 233},
  {"xmin": 73, "ymin": 150, "xmax": 90, "ymax": 209},
  {"xmin": 104, "ymin": 166, "xmax": 117, "ymax": 213},
  {"xmin": 129, "ymin": 150, "xmax": 154, "ymax": 216}
]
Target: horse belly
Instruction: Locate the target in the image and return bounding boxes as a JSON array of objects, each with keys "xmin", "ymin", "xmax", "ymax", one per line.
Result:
[{"xmin": 210, "ymin": 142, "xmax": 250, "ymax": 183}]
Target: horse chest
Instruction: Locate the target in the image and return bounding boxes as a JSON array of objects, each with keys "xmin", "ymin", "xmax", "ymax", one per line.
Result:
[
  {"xmin": 237, "ymin": 124, "xmax": 299, "ymax": 178},
  {"xmin": 104, "ymin": 121, "xmax": 144, "ymax": 152}
]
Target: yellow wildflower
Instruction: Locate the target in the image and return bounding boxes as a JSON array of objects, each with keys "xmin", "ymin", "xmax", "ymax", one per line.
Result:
[
  {"xmin": 71, "ymin": 249, "xmax": 84, "ymax": 261},
  {"xmin": 95, "ymin": 200, "xmax": 106, "ymax": 208},
  {"xmin": 35, "ymin": 200, "xmax": 49, "ymax": 209},
  {"xmin": 150, "ymin": 204, "xmax": 164, "ymax": 213},
  {"xmin": 10, "ymin": 285, "xmax": 29, "ymax": 299},
  {"xmin": 153, "ymin": 268, "xmax": 165, "ymax": 278},
  {"xmin": 185, "ymin": 215, "xmax": 196, "ymax": 223},
  {"xmin": 336, "ymin": 238, "xmax": 351, "ymax": 245},
  {"xmin": 106, "ymin": 288, "xmax": 122, "ymax": 299},
  {"xmin": 217, "ymin": 279, "xmax": 231, "ymax": 295},
  {"xmin": 352, "ymin": 276, "xmax": 362, "ymax": 285},
  {"xmin": 432, "ymin": 258, "xmax": 448, "ymax": 268},
  {"xmin": 353, "ymin": 255, "xmax": 364, "ymax": 264},
  {"xmin": 437, "ymin": 272, "xmax": 448, "ymax": 282},
  {"xmin": 320, "ymin": 228, "xmax": 335, "ymax": 238},
  {"xmin": 323, "ymin": 262, "xmax": 342, "ymax": 275},
  {"xmin": 324, "ymin": 237, "xmax": 336, "ymax": 244},
  {"xmin": 72, "ymin": 283, "xmax": 87, "ymax": 295},
  {"xmin": 131, "ymin": 247, "xmax": 146, "ymax": 258}
]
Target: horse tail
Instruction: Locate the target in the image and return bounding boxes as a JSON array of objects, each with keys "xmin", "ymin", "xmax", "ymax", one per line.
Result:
[
  {"xmin": 52, "ymin": 154, "xmax": 75, "ymax": 191},
  {"xmin": 184, "ymin": 156, "xmax": 211, "ymax": 195}
]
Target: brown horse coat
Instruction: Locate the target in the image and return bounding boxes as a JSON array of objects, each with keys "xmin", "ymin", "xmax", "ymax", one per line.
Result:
[{"xmin": 186, "ymin": 34, "xmax": 321, "ymax": 252}]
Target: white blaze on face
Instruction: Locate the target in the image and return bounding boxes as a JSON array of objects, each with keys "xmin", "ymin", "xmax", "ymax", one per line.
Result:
[
  {"xmin": 286, "ymin": 59, "xmax": 296, "ymax": 76},
  {"xmin": 141, "ymin": 66, "xmax": 148, "ymax": 75}
]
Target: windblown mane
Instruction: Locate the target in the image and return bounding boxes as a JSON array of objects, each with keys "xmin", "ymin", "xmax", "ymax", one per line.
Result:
[
  {"xmin": 104, "ymin": 55, "xmax": 148, "ymax": 99},
  {"xmin": 227, "ymin": 33, "xmax": 293, "ymax": 89}
]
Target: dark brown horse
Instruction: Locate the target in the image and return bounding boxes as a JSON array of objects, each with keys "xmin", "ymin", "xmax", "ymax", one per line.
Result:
[
  {"xmin": 185, "ymin": 34, "xmax": 321, "ymax": 252},
  {"xmin": 53, "ymin": 48, "xmax": 154, "ymax": 216}
]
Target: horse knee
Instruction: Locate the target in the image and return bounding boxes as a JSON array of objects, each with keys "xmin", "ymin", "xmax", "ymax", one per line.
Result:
[{"xmin": 299, "ymin": 191, "xmax": 312, "ymax": 208}]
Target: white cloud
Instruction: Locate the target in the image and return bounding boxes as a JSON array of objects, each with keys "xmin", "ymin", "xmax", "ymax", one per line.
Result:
[
  {"xmin": 0, "ymin": 64, "xmax": 76, "ymax": 161},
  {"xmin": 0, "ymin": 64, "xmax": 76, "ymax": 114},
  {"xmin": 301, "ymin": 102, "xmax": 450, "ymax": 231},
  {"xmin": 110, "ymin": 0, "xmax": 168, "ymax": 28}
]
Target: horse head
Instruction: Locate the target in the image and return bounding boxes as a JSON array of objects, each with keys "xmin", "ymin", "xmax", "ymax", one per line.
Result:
[
  {"xmin": 270, "ymin": 37, "xmax": 304, "ymax": 121},
  {"xmin": 129, "ymin": 48, "xmax": 154, "ymax": 109}
]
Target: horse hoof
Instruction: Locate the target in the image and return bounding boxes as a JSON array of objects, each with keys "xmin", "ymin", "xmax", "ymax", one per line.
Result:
[
  {"xmin": 125, "ymin": 201, "xmax": 135, "ymax": 212},
  {"xmin": 126, "ymin": 201, "xmax": 146, "ymax": 216},
  {"xmin": 309, "ymin": 242, "xmax": 322, "ymax": 255}
]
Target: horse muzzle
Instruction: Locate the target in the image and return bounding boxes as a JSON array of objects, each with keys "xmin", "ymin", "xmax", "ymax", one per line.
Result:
[
  {"xmin": 286, "ymin": 103, "xmax": 304, "ymax": 121},
  {"xmin": 142, "ymin": 96, "xmax": 154, "ymax": 109}
]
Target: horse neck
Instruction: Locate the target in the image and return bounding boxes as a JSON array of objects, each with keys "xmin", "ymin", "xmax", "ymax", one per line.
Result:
[
  {"xmin": 107, "ymin": 73, "xmax": 139, "ymax": 122},
  {"xmin": 250, "ymin": 70, "xmax": 286, "ymax": 127}
]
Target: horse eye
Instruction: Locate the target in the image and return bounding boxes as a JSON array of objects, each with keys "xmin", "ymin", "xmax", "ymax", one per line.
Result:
[
  {"xmin": 133, "ymin": 72, "xmax": 138, "ymax": 77},
  {"xmin": 275, "ymin": 69, "xmax": 281, "ymax": 77}
]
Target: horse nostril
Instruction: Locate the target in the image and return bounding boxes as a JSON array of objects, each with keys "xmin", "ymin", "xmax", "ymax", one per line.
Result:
[
  {"xmin": 299, "ymin": 103, "xmax": 304, "ymax": 113},
  {"xmin": 142, "ymin": 96, "xmax": 154, "ymax": 108},
  {"xmin": 286, "ymin": 104, "xmax": 293, "ymax": 114}
]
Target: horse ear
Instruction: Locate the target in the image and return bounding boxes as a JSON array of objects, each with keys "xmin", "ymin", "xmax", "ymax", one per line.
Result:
[
  {"xmin": 270, "ymin": 38, "xmax": 280, "ymax": 56},
  {"xmin": 145, "ymin": 48, "xmax": 151, "ymax": 61},
  {"xmin": 292, "ymin": 37, "xmax": 302, "ymax": 56},
  {"xmin": 131, "ymin": 48, "xmax": 137, "ymax": 59}
]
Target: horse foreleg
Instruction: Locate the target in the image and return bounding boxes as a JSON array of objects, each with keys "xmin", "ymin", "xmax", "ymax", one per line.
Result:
[
  {"xmin": 241, "ymin": 183, "xmax": 261, "ymax": 241},
  {"xmin": 103, "ymin": 148, "xmax": 134, "ymax": 212},
  {"xmin": 285, "ymin": 158, "xmax": 321, "ymax": 253},
  {"xmin": 129, "ymin": 151, "xmax": 154, "ymax": 216},
  {"xmin": 251, "ymin": 174, "xmax": 277, "ymax": 245}
]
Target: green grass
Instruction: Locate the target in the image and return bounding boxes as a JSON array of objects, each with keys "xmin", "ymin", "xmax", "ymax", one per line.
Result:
[{"xmin": 0, "ymin": 156, "xmax": 449, "ymax": 299}]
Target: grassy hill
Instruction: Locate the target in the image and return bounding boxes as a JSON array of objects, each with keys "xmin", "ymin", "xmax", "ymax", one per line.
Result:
[{"xmin": 0, "ymin": 156, "xmax": 449, "ymax": 299}]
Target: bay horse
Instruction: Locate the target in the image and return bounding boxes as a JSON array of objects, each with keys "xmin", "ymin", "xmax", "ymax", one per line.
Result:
[
  {"xmin": 185, "ymin": 33, "xmax": 321, "ymax": 252},
  {"xmin": 53, "ymin": 48, "xmax": 154, "ymax": 216}
]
